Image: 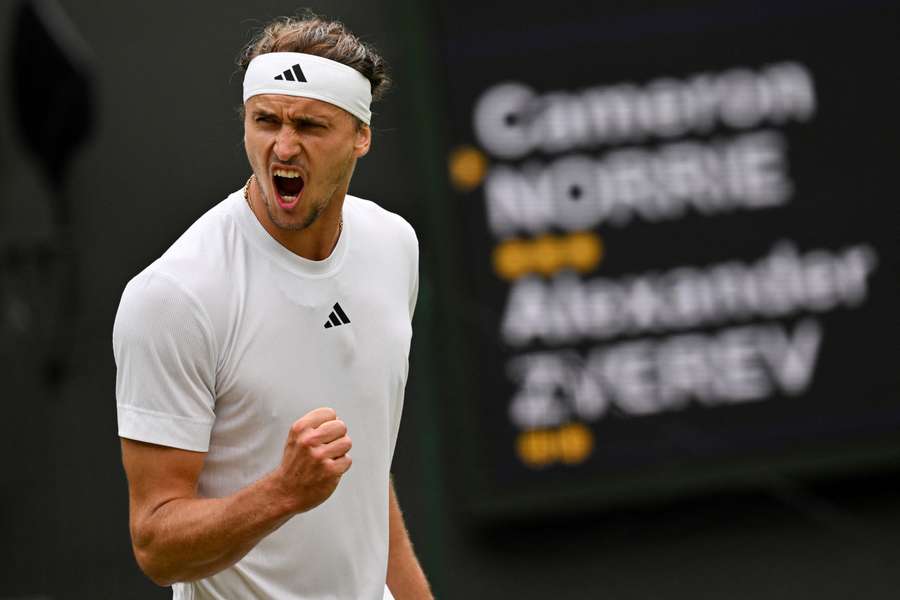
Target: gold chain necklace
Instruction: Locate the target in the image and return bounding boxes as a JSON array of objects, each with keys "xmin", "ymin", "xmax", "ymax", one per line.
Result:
[
  {"xmin": 243, "ymin": 174, "xmax": 343, "ymax": 245},
  {"xmin": 243, "ymin": 175, "xmax": 253, "ymax": 207}
]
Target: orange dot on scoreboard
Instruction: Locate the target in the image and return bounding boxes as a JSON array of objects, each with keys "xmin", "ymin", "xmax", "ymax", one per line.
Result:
[
  {"xmin": 516, "ymin": 429, "xmax": 555, "ymax": 468},
  {"xmin": 493, "ymin": 239, "xmax": 532, "ymax": 280},
  {"xmin": 448, "ymin": 145, "xmax": 489, "ymax": 192},
  {"xmin": 531, "ymin": 234, "xmax": 566, "ymax": 276},
  {"xmin": 557, "ymin": 422, "xmax": 594, "ymax": 465},
  {"xmin": 565, "ymin": 232, "xmax": 603, "ymax": 273}
]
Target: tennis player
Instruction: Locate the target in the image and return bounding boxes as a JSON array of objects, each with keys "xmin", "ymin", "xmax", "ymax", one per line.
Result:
[{"xmin": 113, "ymin": 14, "xmax": 432, "ymax": 599}]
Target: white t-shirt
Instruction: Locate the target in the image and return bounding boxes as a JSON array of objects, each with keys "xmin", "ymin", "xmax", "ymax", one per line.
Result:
[{"xmin": 113, "ymin": 189, "xmax": 418, "ymax": 600}]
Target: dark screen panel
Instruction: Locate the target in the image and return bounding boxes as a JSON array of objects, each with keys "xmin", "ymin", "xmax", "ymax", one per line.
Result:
[{"xmin": 434, "ymin": 0, "xmax": 900, "ymax": 515}]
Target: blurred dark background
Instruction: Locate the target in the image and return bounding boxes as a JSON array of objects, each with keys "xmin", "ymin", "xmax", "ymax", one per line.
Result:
[{"xmin": 1, "ymin": 0, "xmax": 898, "ymax": 598}]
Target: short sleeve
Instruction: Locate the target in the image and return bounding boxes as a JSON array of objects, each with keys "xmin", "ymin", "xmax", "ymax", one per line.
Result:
[
  {"xmin": 405, "ymin": 223, "xmax": 419, "ymax": 319},
  {"xmin": 113, "ymin": 270, "xmax": 217, "ymax": 452}
]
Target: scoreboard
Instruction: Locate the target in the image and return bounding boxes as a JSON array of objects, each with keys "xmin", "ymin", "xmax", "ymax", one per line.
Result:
[{"xmin": 429, "ymin": 0, "xmax": 900, "ymax": 515}]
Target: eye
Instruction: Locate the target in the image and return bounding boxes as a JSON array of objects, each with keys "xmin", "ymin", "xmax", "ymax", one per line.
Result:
[
  {"xmin": 255, "ymin": 115, "xmax": 278, "ymax": 125},
  {"xmin": 298, "ymin": 119, "xmax": 326, "ymax": 130}
]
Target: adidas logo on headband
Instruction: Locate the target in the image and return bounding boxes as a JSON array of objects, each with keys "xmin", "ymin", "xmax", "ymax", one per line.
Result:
[{"xmin": 274, "ymin": 64, "xmax": 307, "ymax": 82}]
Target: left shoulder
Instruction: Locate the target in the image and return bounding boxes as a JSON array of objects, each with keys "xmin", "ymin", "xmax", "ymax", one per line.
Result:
[{"xmin": 344, "ymin": 194, "xmax": 418, "ymax": 253}]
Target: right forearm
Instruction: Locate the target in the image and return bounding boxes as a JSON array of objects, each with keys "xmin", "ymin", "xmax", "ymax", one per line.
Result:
[
  {"xmin": 125, "ymin": 408, "xmax": 352, "ymax": 587},
  {"xmin": 133, "ymin": 472, "xmax": 294, "ymax": 586}
]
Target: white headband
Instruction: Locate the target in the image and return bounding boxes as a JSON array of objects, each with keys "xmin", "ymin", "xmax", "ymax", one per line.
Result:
[{"xmin": 243, "ymin": 52, "xmax": 372, "ymax": 124}]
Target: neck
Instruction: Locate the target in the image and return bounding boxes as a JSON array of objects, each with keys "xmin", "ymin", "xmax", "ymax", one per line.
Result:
[{"xmin": 246, "ymin": 176, "xmax": 345, "ymax": 261}]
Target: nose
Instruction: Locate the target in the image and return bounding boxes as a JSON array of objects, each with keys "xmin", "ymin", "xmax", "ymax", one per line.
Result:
[{"xmin": 273, "ymin": 125, "xmax": 302, "ymax": 162}]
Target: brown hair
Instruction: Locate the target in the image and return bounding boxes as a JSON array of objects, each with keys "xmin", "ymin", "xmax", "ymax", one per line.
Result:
[{"xmin": 238, "ymin": 13, "xmax": 391, "ymax": 104}]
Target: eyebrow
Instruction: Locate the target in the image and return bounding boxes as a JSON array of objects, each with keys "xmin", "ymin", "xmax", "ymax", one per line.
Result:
[
  {"xmin": 251, "ymin": 108, "xmax": 329, "ymax": 126},
  {"xmin": 250, "ymin": 108, "xmax": 277, "ymax": 120}
]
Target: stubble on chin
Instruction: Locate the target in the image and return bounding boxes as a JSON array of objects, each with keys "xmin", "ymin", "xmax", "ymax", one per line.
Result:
[{"xmin": 265, "ymin": 197, "xmax": 324, "ymax": 232}]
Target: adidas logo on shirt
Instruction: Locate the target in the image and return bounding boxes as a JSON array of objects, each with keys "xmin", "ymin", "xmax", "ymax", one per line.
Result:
[
  {"xmin": 323, "ymin": 302, "xmax": 351, "ymax": 329},
  {"xmin": 274, "ymin": 64, "xmax": 307, "ymax": 82}
]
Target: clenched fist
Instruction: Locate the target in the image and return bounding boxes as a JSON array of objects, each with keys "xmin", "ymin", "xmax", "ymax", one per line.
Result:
[{"xmin": 274, "ymin": 407, "xmax": 352, "ymax": 514}]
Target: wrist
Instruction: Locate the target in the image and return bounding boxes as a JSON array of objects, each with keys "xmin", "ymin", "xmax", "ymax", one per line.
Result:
[{"xmin": 260, "ymin": 468, "xmax": 303, "ymax": 518}]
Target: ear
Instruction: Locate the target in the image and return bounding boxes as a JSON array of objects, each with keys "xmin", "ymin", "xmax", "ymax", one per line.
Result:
[{"xmin": 353, "ymin": 123, "xmax": 371, "ymax": 158}]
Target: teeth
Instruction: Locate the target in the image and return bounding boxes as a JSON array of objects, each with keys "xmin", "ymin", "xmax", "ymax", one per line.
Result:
[{"xmin": 274, "ymin": 169, "xmax": 301, "ymax": 178}]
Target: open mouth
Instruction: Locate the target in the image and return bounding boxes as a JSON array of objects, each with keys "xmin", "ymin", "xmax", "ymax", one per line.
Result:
[{"xmin": 272, "ymin": 168, "xmax": 305, "ymax": 209}]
